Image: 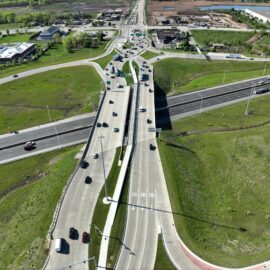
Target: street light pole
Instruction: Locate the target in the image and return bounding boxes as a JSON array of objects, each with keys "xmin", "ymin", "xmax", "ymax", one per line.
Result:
[
  {"xmin": 47, "ymin": 105, "xmax": 61, "ymax": 148},
  {"xmin": 98, "ymin": 135, "xmax": 109, "ymax": 201},
  {"xmin": 245, "ymin": 84, "xmax": 254, "ymax": 115}
]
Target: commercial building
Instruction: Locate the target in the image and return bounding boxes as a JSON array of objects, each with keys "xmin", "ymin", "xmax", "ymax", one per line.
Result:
[
  {"xmin": 244, "ymin": 9, "xmax": 270, "ymax": 24},
  {"xmin": 38, "ymin": 26, "xmax": 61, "ymax": 41},
  {"xmin": 0, "ymin": 42, "xmax": 35, "ymax": 63}
]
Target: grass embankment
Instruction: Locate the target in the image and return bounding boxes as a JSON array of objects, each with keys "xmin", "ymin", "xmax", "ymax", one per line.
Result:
[
  {"xmin": 132, "ymin": 60, "xmax": 139, "ymax": 77},
  {"xmin": 89, "ymin": 148, "xmax": 121, "ymax": 269},
  {"xmin": 158, "ymin": 94, "xmax": 270, "ymax": 267},
  {"xmin": 0, "ymin": 65, "xmax": 102, "ymax": 134},
  {"xmin": 141, "ymin": 50, "xmax": 160, "ymax": 60},
  {"xmin": 93, "ymin": 49, "xmax": 117, "ymax": 69},
  {"xmin": 153, "ymin": 58, "xmax": 270, "ymax": 95},
  {"xmin": 191, "ymin": 30, "xmax": 270, "ymax": 56},
  {"xmin": 0, "ymin": 146, "xmax": 80, "ymax": 269},
  {"xmin": 0, "ymin": 23, "xmax": 23, "ymax": 30},
  {"xmin": 106, "ymin": 169, "xmax": 129, "ymax": 269},
  {"xmin": 122, "ymin": 60, "xmax": 133, "ymax": 86},
  {"xmin": 0, "ymin": 42, "xmax": 108, "ymax": 79},
  {"xmin": 0, "ymin": 33, "xmax": 33, "ymax": 43},
  {"xmin": 154, "ymin": 236, "xmax": 176, "ymax": 270}
]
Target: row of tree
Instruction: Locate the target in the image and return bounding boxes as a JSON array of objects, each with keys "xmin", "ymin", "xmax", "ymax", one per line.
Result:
[{"xmin": 0, "ymin": 11, "xmax": 93, "ymax": 26}]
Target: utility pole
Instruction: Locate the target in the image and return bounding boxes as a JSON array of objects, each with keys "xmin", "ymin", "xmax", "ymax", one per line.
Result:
[
  {"xmin": 245, "ymin": 84, "xmax": 254, "ymax": 115},
  {"xmin": 98, "ymin": 135, "xmax": 109, "ymax": 201},
  {"xmin": 47, "ymin": 105, "xmax": 61, "ymax": 148}
]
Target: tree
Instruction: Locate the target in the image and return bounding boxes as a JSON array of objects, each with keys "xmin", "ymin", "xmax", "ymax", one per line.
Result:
[{"xmin": 62, "ymin": 36, "xmax": 73, "ymax": 52}]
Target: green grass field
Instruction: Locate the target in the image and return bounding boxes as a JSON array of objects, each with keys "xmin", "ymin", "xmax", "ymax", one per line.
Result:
[
  {"xmin": 89, "ymin": 148, "xmax": 121, "ymax": 269},
  {"xmin": 0, "ymin": 146, "xmax": 80, "ymax": 269},
  {"xmin": 0, "ymin": 33, "xmax": 33, "ymax": 43},
  {"xmin": 122, "ymin": 60, "xmax": 133, "ymax": 86},
  {"xmin": 153, "ymin": 58, "xmax": 270, "ymax": 95},
  {"xmin": 158, "ymin": 94, "xmax": 270, "ymax": 267},
  {"xmin": 154, "ymin": 236, "xmax": 176, "ymax": 270},
  {"xmin": 0, "ymin": 42, "xmax": 108, "ymax": 79},
  {"xmin": 191, "ymin": 30, "xmax": 253, "ymax": 47},
  {"xmin": 0, "ymin": 65, "xmax": 102, "ymax": 133},
  {"xmin": 93, "ymin": 49, "xmax": 117, "ymax": 69},
  {"xmin": 0, "ymin": 23, "xmax": 23, "ymax": 30},
  {"xmin": 141, "ymin": 50, "xmax": 160, "ymax": 60}
]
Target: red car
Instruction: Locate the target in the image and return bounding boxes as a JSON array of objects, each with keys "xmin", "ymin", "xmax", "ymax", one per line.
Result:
[{"xmin": 82, "ymin": 232, "xmax": 90, "ymax": 243}]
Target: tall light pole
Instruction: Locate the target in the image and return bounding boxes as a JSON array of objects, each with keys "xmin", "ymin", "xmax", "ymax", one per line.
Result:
[
  {"xmin": 47, "ymin": 105, "xmax": 61, "ymax": 148},
  {"xmin": 245, "ymin": 83, "xmax": 255, "ymax": 115},
  {"xmin": 198, "ymin": 93, "xmax": 203, "ymax": 113},
  {"xmin": 98, "ymin": 135, "xmax": 109, "ymax": 201}
]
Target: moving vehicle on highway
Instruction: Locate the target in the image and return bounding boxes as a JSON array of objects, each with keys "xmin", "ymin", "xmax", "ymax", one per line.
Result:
[
  {"xmin": 24, "ymin": 141, "xmax": 36, "ymax": 151},
  {"xmin": 55, "ymin": 238, "xmax": 62, "ymax": 253},
  {"xmin": 253, "ymin": 87, "xmax": 269, "ymax": 94}
]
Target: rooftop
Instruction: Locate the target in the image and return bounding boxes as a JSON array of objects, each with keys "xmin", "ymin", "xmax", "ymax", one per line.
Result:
[{"xmin": 0, "ymin": 42, "xmax": 34, "ymax": 59}]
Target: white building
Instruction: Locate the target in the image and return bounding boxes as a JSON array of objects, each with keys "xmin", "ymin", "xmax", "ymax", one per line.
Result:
[
  {"xmin": 244, "ymin": 9, "xmax": 270, "ymax": 24},
  {"xmin": 0, "ymin": 42, "xmax": 35, "ymax": 63}
]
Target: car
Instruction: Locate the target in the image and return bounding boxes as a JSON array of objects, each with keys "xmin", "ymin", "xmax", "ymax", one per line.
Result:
[
  {"xmin": 111, "ymin": 75, "xmax": 116, "ymax": 79},
  {"xmin": 149, "ymin": 89, "xmax": 153, "ymax": 93},
  {"xmin": 114, "ymin": 128, "xmax": 119, "ymax": 132},
  {"xmin": 69, "ymin": 227, "xmax": 76, "ymax": 239},
  {"xmin": 105, "ymin": 68, "xmax": 109, "ymax": 71},
  {"xmin": 107, "ymin": 87, "xmax": 111, "ymax": 90},
  {"xmin": 143, "ymin": 61, "xmax": 146, "ymax": 64},
  {"xmin": 13, "ymin": 74, "xmax": 18, "ymax": 78},
  {"xmin": 147, "ymin": 118, "xmax": 152, "ymax": 124},
  {"xmin": 102, "ymin": 122, "xmax": 108, "ymax": 127},
  {"xmin": 82, "ymin": 232, "xmax": 90, "ymax": 243},
  {"xmin": 85, "ymin": 176, "xmax": 92, "ymax": 184},
  {"xmin": 259, "ymin": 80, "xmax": 264, "ymax": 84},
  {"xmin": 92, "ymin": 153, "xmax": 99, "ymax": 159},
  {"xmin": 161, "ymin": 52, "xmax": 165, "ymax": 55},
  {"xmin": 109, "ymin": 100, "xmax": 114, "ymax": 104},
  {"xmin": 97, "ymin": 122, "xmax": 101, "ymax": 127},
  {"xmin": 109, "ymin": 62, "xmax": 113, "ymax": 65},
  {"xmin": 24, "ymin": 141, "xmax": 36, "ymax": 151},
  {"xmin": 112, "ymin": 112, "xmax": 118, "ymax": 117},
  {"xmin": 149, "ymin": 144, "xmax": 156, "ymax": 151},
  {"xmin": 148, "ymin": 69, "xmax": 151, "ymax": 73},
  {"xmin": 80, "ymin": 160, "xmax": 89, "ymax": 169},
  {"xmin": 144, "ymin": 82, "xmax": 149, "ymax": 86},
  {"xmin": 157, "ymin": 57, "xmax": 160, "ymax": 60},
  {"xmin": 250, "ymin": 58, "xmax": 254, "ymax": 60}
]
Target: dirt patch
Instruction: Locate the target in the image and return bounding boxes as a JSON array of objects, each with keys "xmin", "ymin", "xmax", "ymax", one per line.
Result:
[{"xmin": 247, "ymin": 34, "xmax": 263, "ymax": 45}]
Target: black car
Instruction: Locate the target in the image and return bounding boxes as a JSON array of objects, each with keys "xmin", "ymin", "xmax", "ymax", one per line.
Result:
[
  {"xmin": 85, "ymin": 176, "xmax": 92, "ymax": 184},
  {"xmin": 80, "ymin": 160, "xmax": 89, "ymax": 169},
  {"xmin": 69, "ymin": 227, "xmax": 76, "ymax": 239},
  {"xmin": 107, "ymin": 87, "xmax": 111, "ymax": 90},
  {"xmin": 149, "ymin": 144, "xmax": 156, "ymax": 151},
  {"xmin": 147, "ymin": 119, "xmax": 152, "ymax": 124},
  {"xmin": 13, "ymin": 74, "xmax": 18, "ymax": 78},
  {"xmin": 112, "ymin": 112, "xmax": 118, "ymax": 117},
  {"xmin": 149, "ymin": 89, "xmax": 153, "ymax": 93},
  {"xmin": 103, "ymin": 122, "xmax": 109, "ymax": 127},
  {"xmin": 82, "ymin": 232, "xmax": 90, "ymax": 243},
  {"xmin": 97, "ymin": 123, "xmax": 101, "ymax": 127},
  {"xmin": 109, "ymin": 100, "xmax": 114, "ymax": 104}
]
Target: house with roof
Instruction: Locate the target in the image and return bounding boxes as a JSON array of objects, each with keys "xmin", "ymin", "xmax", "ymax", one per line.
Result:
[
  {"xmin": 0, "ymin": 42, "xmax": 35, "ymax": 63},
  {"xmin": 38, "ymin": 26, "xmax": 61, "ymax": 41}
]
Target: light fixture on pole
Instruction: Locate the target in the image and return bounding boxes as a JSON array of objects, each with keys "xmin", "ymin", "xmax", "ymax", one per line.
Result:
[
  {"xmin": 245, "ymin": 83, "xmax": 255, "ymax": 115},
  {"xmin": 47, "ymin": 105, "xmax": 61, "ymax": 148},
  {"xmin": 98, "ymin": 135, "xmax": 110, "ymax": 203}
]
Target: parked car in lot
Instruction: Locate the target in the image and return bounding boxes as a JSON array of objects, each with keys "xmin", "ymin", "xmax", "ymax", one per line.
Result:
[
  {"xmin": 55, "ymin": 238, "xmax": 62, "ymax": 253},
  {"xmin": 112, "ymin": 112, "xmax": 118, "ymax": 117},
  {"xmin": 80, "ymin": 160, "xmax": 89, "ymax": 169},
  {"xmin": 147, "ymin": 118, "xmax": 152, "ymax": 124},
  {"xmin": 85, "ymin": 176, "xmax": 92, "ymax": 184},
  {"xmin": 113, "ymin": 128, "xmax": 119, "ymax": 133},
  {"xmin": 102, "ymin": 122, "xmax": 109, "ymax": 127},
  {"xmin": 109, "ymin": 100, "xmax": 114, "ymax": 104},
  {"xmin": 92, "ymin": 153, "xmax": 99, "ymax": 159},
  {"xmin": 97, "ymin": 122, "xmax": 101, "ymax": 127},
  {"xmin": 24, "ymin": 141, "xmax": 36, "ymax": 151}
]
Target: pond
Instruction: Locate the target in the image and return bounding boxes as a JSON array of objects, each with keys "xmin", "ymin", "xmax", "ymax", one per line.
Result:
[{"xmin": 199, "ymin": 5, "xmax": 270, "ymax": 11}]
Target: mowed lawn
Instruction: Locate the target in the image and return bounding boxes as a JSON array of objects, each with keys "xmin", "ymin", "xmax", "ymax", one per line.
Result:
[
  {"xmin": 0, "ymin": 146, "xmax": 80, "ymax": 269},
  {"xmin": 141, "ymin": 50, "xmax": 160, "ymax": 60},
  {"xmin": 0, "ymin": 65, "xmax": 102, "ymax": 133},
  {"xmin": 0, "ymin": 33, "xmax": 33, "ymax": 43},
  {"xmin": 191, "ymin": 30, "xmax": 253, "ymax": 46},
  {"xmin": 0, "ymin": 42, "xmax": 108, "ymax": 79},
  {"xmin": 153, "ymin": 58, "xmax": 270, "ymax": 95},
  {"xmin": 158, "ymin": 94, "xmax": 270, "ymax": 267}
]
